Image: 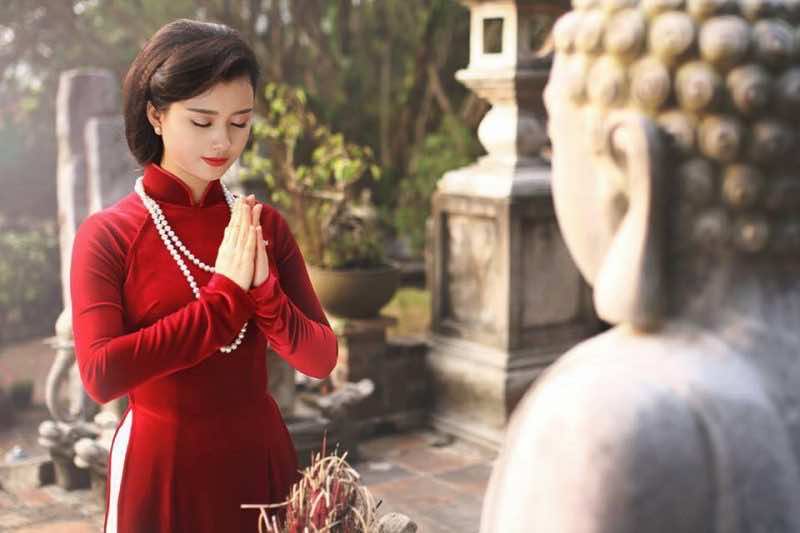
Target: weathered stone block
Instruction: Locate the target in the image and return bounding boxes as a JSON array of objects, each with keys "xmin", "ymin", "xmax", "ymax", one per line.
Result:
[
  {"xmin": 0, "ymin": 456, "xmax": 55, "ymax": 493},
  {"xmin": 51, "ymin": 452, "xmax": 89, "ymax": 491}
]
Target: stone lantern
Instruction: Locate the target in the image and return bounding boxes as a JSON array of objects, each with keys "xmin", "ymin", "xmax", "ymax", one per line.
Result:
[{"xmin": 427, "ymin": 0, "xmax": 600, "ymax": 449}]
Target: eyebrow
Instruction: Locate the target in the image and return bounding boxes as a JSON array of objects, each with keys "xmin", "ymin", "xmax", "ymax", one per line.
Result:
[{"xmin": 186, "ymin": 107, "xmax": 253, "ymax": 115}]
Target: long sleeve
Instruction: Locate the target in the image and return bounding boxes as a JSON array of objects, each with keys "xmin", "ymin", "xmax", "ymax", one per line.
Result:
[
  {"xmin": 70, "ymin": 213, "xmax": 257, "ymax": 404},
  {"xmin": 247, "ymin": 207, "xmax": 337, "ymax": 379}
]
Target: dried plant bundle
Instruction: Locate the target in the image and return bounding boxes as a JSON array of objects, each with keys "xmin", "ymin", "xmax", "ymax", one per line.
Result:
[{"xmin": 242, "ymin": 438, "xmax": 381, "ymax": 533}]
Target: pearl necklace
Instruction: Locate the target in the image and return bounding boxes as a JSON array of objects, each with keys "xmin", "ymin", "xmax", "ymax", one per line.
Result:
[{"xmin": 133, "ymin": 176, "xmax": 258, "ymax": 354}]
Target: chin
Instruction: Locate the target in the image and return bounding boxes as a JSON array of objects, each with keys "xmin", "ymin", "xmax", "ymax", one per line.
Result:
[{"xmin": 197, "ymin": 164, "xmax": 227, "ymax": 180}]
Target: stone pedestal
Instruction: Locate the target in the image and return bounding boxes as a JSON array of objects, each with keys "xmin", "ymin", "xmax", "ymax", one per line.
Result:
[
  {"xmin": 51, "ymin": 448, "xmax": 90, "ymax": 491},
  {"xmin": 428, "ymin": 0, "xmax": 598, "ymax": 449},
  {"xmin": 327, "ymin": 316, "xmax": 431, "ymax": 434},
  {"xmin": 428, "ymin": 187, "xmax": 598, "ymax": 448},
  {"xmin": 331, "ymin": 315, "xmax": 397, "ymax": 386}
]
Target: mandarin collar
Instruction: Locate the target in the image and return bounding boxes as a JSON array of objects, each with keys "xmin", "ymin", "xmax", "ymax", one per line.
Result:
[{"xmin": 141, "ymin": 163, "xmax": 227, "ymax": 207}]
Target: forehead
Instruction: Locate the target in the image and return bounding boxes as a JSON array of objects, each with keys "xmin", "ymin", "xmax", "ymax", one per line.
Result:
[{"xmin": 180, "ymin": 78, "xmax": 254, "ymax": 110}]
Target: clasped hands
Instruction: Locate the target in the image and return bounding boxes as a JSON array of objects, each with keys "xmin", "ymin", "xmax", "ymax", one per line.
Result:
[{"xmin": 213, "ymin": 194, "xmax": 271, "ymax": 291}]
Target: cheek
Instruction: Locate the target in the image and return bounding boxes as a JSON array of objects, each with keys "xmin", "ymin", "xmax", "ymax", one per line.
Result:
[
  {"xmin": 164, "ymin": 123, "xmax": 200, "ymax": 155},
  {"xmin": 233, "ymin": 126, "xmax": 252, "ymax": 150}
]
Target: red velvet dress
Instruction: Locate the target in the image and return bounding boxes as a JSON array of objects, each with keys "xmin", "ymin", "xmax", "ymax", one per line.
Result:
[{"xmin": 69, "ymin": 162, "xmax": 338, "ymax": 533}]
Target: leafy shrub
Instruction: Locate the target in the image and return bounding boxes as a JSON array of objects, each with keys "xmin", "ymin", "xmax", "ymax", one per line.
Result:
[
  {"xmin": 0, "ymin": 216, "xmax": 62, "ymax": 346},
  {"xmin": 393, "ymin": 114, "xmax": 482, "ymax": 256},
  {"xmin": 242, "ymin": 83, "xmax": 387, "ymax": 270}
]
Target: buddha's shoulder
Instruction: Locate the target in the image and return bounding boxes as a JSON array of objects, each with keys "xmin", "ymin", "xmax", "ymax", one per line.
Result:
[
  {"xmin": 515, "ymin": 322, "xmax": 793, "ymax": 479},
  {"xmin": 533, "ymin": 323, "xmax": 767, "ymax": 418},
  {"xmin": 487, "ymin": 324, "xmax": 800, "ymax": 532}
]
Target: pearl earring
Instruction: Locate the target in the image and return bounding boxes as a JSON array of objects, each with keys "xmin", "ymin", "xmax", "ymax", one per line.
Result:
[{"xmin": 154, "ymin": 126, "xmax": 162, "ymax": 135}]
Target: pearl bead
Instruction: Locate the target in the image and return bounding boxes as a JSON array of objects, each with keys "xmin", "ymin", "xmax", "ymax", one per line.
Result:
[{"xmin": 134, "ymin": 176, "xmax": 246, "ymax": 354}]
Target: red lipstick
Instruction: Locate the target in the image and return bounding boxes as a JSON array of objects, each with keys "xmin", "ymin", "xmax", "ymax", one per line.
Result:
[{"xmin": 202, "ymin": 157, "xmax": 228, "ymax": 167}]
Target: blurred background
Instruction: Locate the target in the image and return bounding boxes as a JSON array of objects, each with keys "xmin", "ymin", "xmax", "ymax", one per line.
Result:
[
  {"xmin": 0, "ymin": 0, "xmax": 488, "ymax": 346},
  {"xmin": 0, "ymin": 2, "xmax": 587, "ymax": 530}
]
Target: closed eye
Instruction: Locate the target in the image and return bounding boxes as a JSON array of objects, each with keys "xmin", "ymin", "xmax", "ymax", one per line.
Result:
[{"xmin": 191, "ymin": 121, "xmax": 249, "ymax": 129}]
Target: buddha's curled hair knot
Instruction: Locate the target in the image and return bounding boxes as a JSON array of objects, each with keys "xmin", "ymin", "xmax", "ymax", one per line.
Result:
[{"xmin": 550, "ymin": 0, "xmax": 800, "ymax": 255}]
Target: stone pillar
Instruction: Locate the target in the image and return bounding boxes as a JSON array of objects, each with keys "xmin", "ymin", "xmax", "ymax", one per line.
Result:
[
  {"xmin": 40, "ymin": 69, "xmax": 139, "ymax": 491},
  {"xmin": 56, "ymin": 69, "xmax": 118, "ymax": 312},
  {"xmin": 427, "ymin": 0, "xmax": 599, "ymax": 449},
  {"xmin": 327, "ymin": 317, "xmax": 429, "ymax": 431},
  {"xmin": 72, "ymin": 114, "xmax": 139, "ymax": 484}
]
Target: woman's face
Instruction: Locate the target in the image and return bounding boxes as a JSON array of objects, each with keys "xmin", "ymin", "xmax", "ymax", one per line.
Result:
[{"xmin": 148, "ymin": 76, "xmax": 254, "ymax": 186}]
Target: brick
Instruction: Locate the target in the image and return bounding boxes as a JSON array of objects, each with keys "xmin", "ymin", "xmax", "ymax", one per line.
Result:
[
  {"xmin": 391, "ymin": 446, "xmax": 479, "ymax": 476},
  {"xmin": 0, "ymin": 456, "xmax": 54, "ymax": 493},
  {"xmin": 436, "ymin": 463, "xmax": 493, "ymax": 497},
  {"xmin": 0, "ymin": 489, "xmax": 17, "ymax": 510},
  {"xmin": 0, "ymin": 511, "xmax": 33, "ymax": 529},
  {"xmin": 16, "ymin": 487, "xmax": 56, "ymax": 509},
  {"xmin": 15, "ymin": 519, "xmax": 98, "ymax": 533}
]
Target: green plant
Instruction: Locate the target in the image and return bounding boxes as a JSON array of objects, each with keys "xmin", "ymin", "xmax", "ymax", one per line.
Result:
[
  {"xmin": 0, "ymin": 217, "xmax": 62, "ymax": 346},
  {"xmin": 242, "ymin": 83, "xmax": 386, "ymax": 270},
  {"xmin": 394, "ymin": 113, "xmax": 483, "ymax": 256}
]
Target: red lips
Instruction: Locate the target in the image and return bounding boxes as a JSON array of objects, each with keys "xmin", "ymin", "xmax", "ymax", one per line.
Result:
[{"xmin": 202, "ymin": 157, "xmax": 228, "ymax": 167}]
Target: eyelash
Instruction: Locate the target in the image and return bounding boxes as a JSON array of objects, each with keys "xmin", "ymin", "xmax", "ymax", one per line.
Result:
[{"xmin": 191, "ymin": 121, "xmax": 249, "ymax": 129}]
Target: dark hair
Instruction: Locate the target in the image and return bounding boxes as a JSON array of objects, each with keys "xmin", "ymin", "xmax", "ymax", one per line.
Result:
[{"xmin": 122, "ymin": 19, "xmax": 260, "ymax": 166}]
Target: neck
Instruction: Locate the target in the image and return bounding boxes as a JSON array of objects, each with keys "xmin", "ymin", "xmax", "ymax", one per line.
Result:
[{"xmin": 158, "ymin": 159, "xmax": 207, "ymax": 205}]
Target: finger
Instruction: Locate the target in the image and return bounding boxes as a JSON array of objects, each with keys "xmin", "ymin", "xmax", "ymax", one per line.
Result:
[
  {"xmin": 245, "ymin": 226, "xmax": 257, "ymax": 261},
  {"xmin": 236, "ymin": 202, "xmax": 252, "ymax": 252},
  {"xmin": 222, "ymin": 226, "xmax": 232, "ymax": 247},
  {"xmin": 228, "ymin": 198, "xmax": 242, "ymax": 245},
  {"xmin": 251, "ymin": 203, "xmax": 262, "ymax": 226},
  {"xmin": 232, "ymin": 197, "xmax": 243, "ymax": 227},
  {"xmin": 256, "ymin": 225, "xmax": 266, "ymax": 259}
]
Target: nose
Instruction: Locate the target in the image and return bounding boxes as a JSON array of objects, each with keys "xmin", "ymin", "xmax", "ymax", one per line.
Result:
[{"xmin": 210, "ymin": 128, "xmax": 232, "ymax": 154}]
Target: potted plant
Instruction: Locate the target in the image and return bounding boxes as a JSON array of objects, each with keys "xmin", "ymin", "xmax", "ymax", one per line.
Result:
[{"xmin": 242, "ymin": 83, "xmax": 399, "ymax": 319}]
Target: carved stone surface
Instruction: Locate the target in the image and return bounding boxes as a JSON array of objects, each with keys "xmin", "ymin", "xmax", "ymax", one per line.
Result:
[
  {"xmin": 86, "ymin": 115, "xmax": 140, "ymax": 214},
  {"xmin": 326, "ymin": 317, "xmax": 430, "ymax": 433},
  {"xmin": 445, "ymin": 214, "xmax": 502, "ymax": 329},
  {"xmin": 428, "ymin": 187, "xmax": 598, "ymax": 448},
  {"xmin": 56, "ymin": 69, "xmax": 118, "ymax": 311},
  {"xmin": 480, "ymin": 0, "xmax": 800, "ymax": 530},
  {"xmin": 429, "ymin": 0, "xmax": 599, "ymax": 450},
  {"xmin": 520, "ymin": 220, "xmax": 583, "ymax": 326},
  {"xmin": 45, "ymin": 68, "xmax": 132, "ymax": 494},
  {"xmin": 378, "ymin": 512, "xmax": 419, "ymax": 533}
]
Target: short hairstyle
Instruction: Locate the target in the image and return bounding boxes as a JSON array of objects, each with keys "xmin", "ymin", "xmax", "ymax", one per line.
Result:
[
  {"xmin": 122, "ymin": 18, "xmax": 260, "ymax": 166},
  {"xmin": 552, "ymin": 0, "xmax": 800, "ymax": 256}
]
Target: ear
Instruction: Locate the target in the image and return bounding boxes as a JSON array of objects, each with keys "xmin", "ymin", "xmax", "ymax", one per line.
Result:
[
  {"xmin": 593, "ymin": 111, "xmax": 668, "ymax": 331},
  {"xmin": 146, "ymin": 101, "xmax": 162, "ymax": 130}
]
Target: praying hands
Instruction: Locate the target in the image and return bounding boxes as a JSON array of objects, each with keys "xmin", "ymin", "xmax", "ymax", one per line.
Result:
[{"xmin": 213, "ymin": 194, "xmax": 271, "ymax": 291}]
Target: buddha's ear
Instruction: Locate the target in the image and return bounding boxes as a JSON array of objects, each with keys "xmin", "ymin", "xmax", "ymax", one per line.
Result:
[{"xmin": 593, "ymin": 111, "xmax": 668, "ymax": 331}]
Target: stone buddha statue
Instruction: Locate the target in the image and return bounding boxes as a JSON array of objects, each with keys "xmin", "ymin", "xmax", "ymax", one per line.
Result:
[{"xmin": 480, "ymin": 1, "xmax": 800, "ymax": 531}]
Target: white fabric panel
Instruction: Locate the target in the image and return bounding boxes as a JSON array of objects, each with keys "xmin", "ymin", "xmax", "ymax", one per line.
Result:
[{"xmin": 106, "ymin": 408, "xmax": 133, "ymax": 533}]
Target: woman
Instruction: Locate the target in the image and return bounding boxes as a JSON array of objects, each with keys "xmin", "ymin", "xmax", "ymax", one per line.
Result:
[{"xmin": 69, "ymin": 18, "xmax": 338, "ymax": 533}]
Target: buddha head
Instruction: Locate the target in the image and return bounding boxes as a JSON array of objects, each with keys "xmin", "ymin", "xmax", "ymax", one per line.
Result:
[{"xmin": 544, "ymin": 0, "xmax": 800, "ymax": 331}]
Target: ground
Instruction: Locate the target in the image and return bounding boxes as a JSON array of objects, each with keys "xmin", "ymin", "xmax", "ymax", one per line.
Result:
[
  {"xmin": 0, "ymin": 305, "xmax": 495, "ymax": 533},
  {"xmin": 0, "ymin": 427, "xmax": 494, "ymax": 532}
]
